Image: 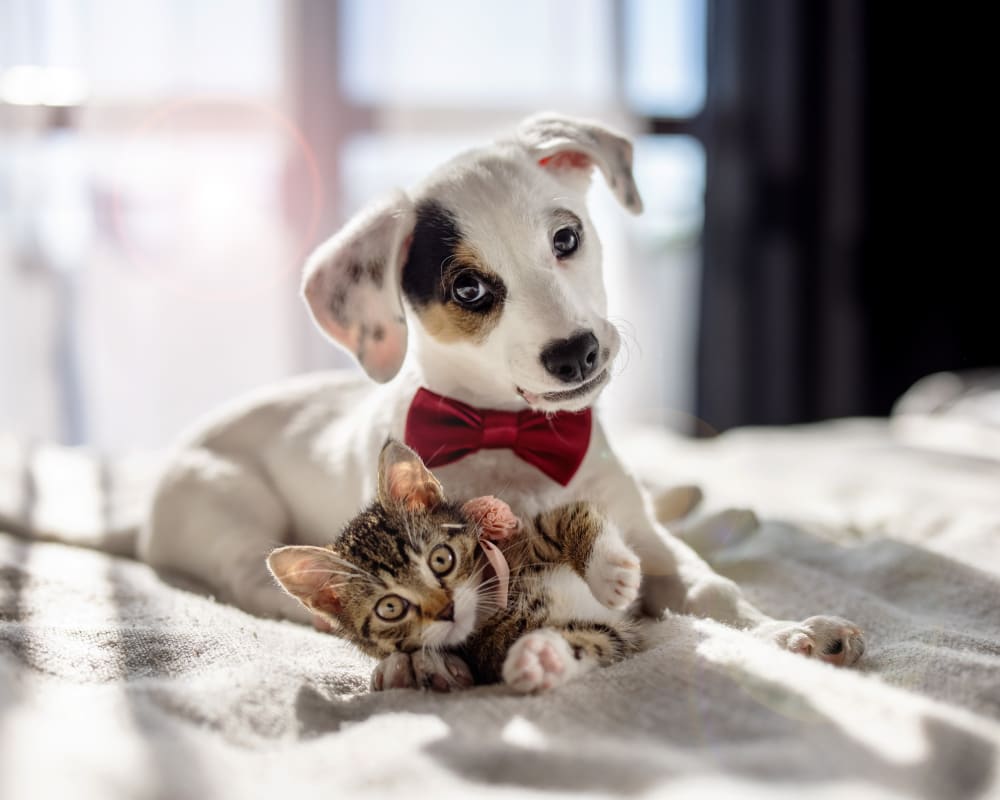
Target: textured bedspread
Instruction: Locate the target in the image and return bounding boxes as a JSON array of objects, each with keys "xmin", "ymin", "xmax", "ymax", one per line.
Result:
[{"xmin": 2, "ymin": 418, "xmax": 999, "ymax": 799}]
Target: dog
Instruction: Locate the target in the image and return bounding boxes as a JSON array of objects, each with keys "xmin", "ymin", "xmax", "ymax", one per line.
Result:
[{"xmin": 138, "ymin": 113, "xmax": 865, "ymax": 687}]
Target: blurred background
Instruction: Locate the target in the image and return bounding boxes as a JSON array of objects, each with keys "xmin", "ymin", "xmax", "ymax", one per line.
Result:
[{"xmin": 0, "ymin": 0, "xmax": 992, "ymax": 453}]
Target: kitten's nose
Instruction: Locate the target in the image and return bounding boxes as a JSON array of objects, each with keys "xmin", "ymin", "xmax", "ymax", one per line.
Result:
[{"xmin": 436, "ymin": 602, "xmax": 455, "ymax": 622}]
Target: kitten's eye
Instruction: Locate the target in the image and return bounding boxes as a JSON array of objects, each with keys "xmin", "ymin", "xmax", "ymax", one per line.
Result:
[
  {"xmin": 552, "ymin": 227, "xmax": 580, "ymax": 258},
  {"xmin": 451, "ymin": 272, "xmax": 493, "ymax": 309},
  {"xmin": 374, "ymin": 594, "xmax": 409, "ymax": 621},
  {"xmin": 428, "ymin": 544, "xmax": 456, "ymax": 576}
]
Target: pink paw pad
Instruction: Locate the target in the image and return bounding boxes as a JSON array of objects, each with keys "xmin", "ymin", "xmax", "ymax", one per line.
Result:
[{"xmin": 503, "ymin": 632, "xmax": 573, "ymax": 693}]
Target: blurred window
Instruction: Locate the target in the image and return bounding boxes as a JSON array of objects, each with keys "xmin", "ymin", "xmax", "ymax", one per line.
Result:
[
  {"xmin": 0, "ymin": 0, "xmax": 282, "ymax": 100},
  {"xmin": 624, "ymin": 0, "xmax": 706, "ymax": 116},
  {"xmin": 341, "ymin": 0, "xmax": 615, "ymax": 107},
  {"xmin": 0, "ymin": 0, "xmax": 707, "ymax": 448},
  {"xmin": 0, "ymin": 0, "xmax": 299, "ymax": 450}
]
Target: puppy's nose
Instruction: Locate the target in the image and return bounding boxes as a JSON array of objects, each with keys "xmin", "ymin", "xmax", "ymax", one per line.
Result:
[
  {"xmin": 540, "ymin": 331, "xmax": 600, "ymax": 384},
  {"xmin": 436, "ymin": 602, "xmax": 455, "ymax": 622}
]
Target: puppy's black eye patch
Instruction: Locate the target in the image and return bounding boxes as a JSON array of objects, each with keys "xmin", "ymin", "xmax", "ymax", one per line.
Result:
[{"xmin": 401, "ymin": 200, "xmax": 462, "ymax": 308}]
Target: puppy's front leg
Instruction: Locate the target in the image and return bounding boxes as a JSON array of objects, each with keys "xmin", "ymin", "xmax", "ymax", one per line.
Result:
[
  {"xmin": 632, "ymin": 504, "xmax": 768, "ymax": 627},
  {"xmin": 596, "ymin": 453, "xmax": 868, "ymax": 665},
  {"xmin": 591, "ymin": 446, "xmax": 768, "ymax": 628}
]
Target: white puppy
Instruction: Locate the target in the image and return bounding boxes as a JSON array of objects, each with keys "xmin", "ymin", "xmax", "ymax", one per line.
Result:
[{"xmin": 138, "ymin": 114, "xmax": 865, "ymax": 684}]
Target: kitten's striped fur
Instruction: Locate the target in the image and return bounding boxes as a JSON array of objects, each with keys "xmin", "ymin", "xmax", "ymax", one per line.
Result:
[{"xmin": 268, "ymin": 440, "xmax": 643, "ymax": 692}]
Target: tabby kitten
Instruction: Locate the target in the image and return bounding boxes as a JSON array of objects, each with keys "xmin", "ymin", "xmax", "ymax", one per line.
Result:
[{"xmin": 267, "ymin": 440, "xmax": 643, "ymax": 693}]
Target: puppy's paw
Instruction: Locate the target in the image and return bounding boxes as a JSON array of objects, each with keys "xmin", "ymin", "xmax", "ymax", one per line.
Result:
[
  {"xmin": 755, "ymin": 615, "xmax": 866, "ymax": 667},
  {"xmin": 370, "ymin": 652, "xmax": 416, "ymax": 691},
  {"xmin": 585, "ymin": 535, "xmax": 642, "ymax": 610},
  {"xmin": 411, "ymin": 650, "xmax": 474, "ymax": 692},
  {"xmin": 503, "ymin": 630, "xmax": 577, "ymax": 693}
]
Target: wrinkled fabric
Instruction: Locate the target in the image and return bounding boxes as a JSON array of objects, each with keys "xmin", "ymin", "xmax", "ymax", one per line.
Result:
[{"xmin": 2, "ymin": 418, "xmax": 1000, "ymax": 800}]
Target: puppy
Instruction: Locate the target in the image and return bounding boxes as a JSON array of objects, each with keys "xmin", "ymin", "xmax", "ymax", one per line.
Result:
[{"xmin": 139, "ymin": 114, "xmax": 865, "ymax": 686}]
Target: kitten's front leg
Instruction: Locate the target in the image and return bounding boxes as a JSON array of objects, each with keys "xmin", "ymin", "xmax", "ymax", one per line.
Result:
[
  {"xmin": 531, "ymin": 503, "xmax": 641, "ymax": 610},
  {"xmin": 411, "ymin": 650, "xmax": 474, "ymax": 691},
  {"xmin": 370, "ymin": 652, "xmax": 415, "ymax": 691},
  {"xmin": 583, "ymin": 521, "xmax": 643, "ymax": 610},
  {"xmin": 370, "ymin": 651, "xmax": 474, "ymax": 692}
]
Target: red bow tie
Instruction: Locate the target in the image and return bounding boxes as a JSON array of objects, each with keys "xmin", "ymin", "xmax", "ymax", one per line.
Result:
[{"xmin": 404, "ymin": 388, "xmax": 592, "ymax": 486}]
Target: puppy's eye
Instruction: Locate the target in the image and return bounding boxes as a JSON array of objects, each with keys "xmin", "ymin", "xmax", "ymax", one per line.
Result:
[
  {"xmin": 552, "ymin": 227, "xmax": 580, "ymax": 258},
  {"xmin": 450, "ymin": 272, "xmax": 492, "ymax": 309},
  {"xmin": 374, "ymin": 594, "xmax": 409, "ymax": 621},
  {"xmin": 428, "ymin": 544, "xmax": 456, "ymax": 576}
]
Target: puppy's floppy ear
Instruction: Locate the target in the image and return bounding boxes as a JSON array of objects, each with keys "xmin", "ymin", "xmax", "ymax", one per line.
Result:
[
  {"xmin": 377, "ymin": 439, "xmax": 444, "ymax": 513},
  {"xmin": 518, "ymin": 112, "xmax": 644, "ymax": 215},
  {"xmin": 302, "ymin": 190, "xmax": 415, "ymax": 382}
]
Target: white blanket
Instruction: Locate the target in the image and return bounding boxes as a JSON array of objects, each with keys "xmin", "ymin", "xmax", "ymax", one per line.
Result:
[{"xmin": 2, "ymin": 418, "xmax": 999, "ymax": 800}]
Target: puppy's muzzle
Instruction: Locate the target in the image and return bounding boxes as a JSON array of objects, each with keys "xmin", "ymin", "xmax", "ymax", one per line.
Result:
[{"xmin": 540, "ymin": 330, "xmax": 601, "ymax": 384}]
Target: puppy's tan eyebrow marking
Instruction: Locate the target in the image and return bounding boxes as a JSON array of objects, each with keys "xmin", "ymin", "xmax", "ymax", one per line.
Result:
[{"xmin": 450, "ymin": 241, "xmax": 487, "ymax": 274}]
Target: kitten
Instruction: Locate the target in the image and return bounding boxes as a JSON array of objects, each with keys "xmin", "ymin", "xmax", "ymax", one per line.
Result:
[{"xmin": 267, "ymin": 440, "xmax": 643, "ymax": 693}]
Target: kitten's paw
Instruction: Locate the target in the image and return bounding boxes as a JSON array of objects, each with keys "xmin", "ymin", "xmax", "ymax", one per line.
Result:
[
  {"xmin": 585, "ymin": 536, "xmax": 642, "ymax": 610},
  {"xmin": 502, "ymin": 630, "xmax": 577, "ymax": 693},
  {"xmin": 370, "ymin": 652, "xmax": 416, "ymax": 691},
  {"xmin": 411, "ymin": 650, "xmax": 474, "ymax": 692},
  {"xmin": 755, "ymin": 616, "xmax": 866, "ymax": 667}
]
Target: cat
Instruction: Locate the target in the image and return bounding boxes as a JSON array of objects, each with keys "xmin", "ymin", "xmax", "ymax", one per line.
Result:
[{"xmin": 267, "ymin": 439, "xmax": 644, "ymax": 693}]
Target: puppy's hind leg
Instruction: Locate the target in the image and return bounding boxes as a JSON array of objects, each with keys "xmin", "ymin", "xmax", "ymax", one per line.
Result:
[
  {"xmin": 139, "ymin": 448, "xmax": 311, "ymax": 624},
  {"xmin": 653, "ymin": 484, "xmax": 703, "ymax": 523},
  {"xmin": 669, "ymin": 511, "xmax": 868, "ymax": 666}
]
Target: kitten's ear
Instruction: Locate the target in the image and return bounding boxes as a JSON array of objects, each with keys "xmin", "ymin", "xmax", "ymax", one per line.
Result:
[
  {"xmin": 267, "ymin": 546, "xmax": 344, "ymax": 619},
  {"xmin": 377, "ymin": 439, "xmax": 444, "ymax": 512}
]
